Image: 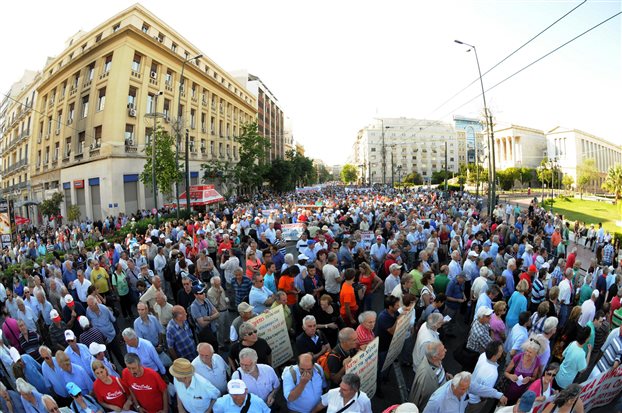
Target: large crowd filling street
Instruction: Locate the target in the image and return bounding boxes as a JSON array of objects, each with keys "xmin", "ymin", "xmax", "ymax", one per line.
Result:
[{"xmin": 0, "ymin": 185, "xmax": 621, "ymax": 413}]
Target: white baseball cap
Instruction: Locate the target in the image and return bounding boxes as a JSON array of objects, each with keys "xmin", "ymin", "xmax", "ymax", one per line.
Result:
[
  {"xmin": 227, "ymin": 379, "xmax": 247, "ymax": 395},
  {"xmin": 88, "ymin": 342, "xmax": 106, "ymax": 356},
  {"xmin": 64, "ymin": 329, "xmax": 76, "ymax": 341}
]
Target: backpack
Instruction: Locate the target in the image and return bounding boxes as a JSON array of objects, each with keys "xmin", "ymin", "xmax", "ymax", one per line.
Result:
[
  {"xmin": 317, "ymin": 349, "xmax": 342, "ymax": 379},
  {"xmin": 353, "ymin": 282, "xmax": 366, "ymax": 306}
]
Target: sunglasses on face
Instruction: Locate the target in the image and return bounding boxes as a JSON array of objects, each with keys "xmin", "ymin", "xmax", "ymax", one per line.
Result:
[{"xmin": 245, "ymin": 330, "xmax": 258, "ymax": 336}]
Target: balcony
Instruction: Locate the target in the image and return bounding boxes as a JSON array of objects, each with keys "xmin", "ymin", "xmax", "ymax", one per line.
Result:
[
  {"xmin": 83, "ymin": 79, "xmax": 92, "ymax": 88},
  {"xmin": 130, "ymin": 70, "xmax": 141, "ymax": 79},
  {"xmin": 99, "ymin": 71, "xmax": 109, "ymax": 80},
  {"xmin": 70, "ymin": 87, "xmax": 78, "ymax": 97},
  {"xmin": 125, "ymin": 142, "xmax": 138, "ymax": 153}
]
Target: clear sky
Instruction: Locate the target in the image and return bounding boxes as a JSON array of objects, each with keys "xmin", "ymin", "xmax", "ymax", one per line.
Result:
[{"xmin": 1, "ymin": 0, "xmax": 620, "ymax": 165}]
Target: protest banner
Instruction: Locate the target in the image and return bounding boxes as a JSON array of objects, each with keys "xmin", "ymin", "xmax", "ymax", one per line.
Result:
[
  {"xmin": 248, "ymin": 305, "xmax": 293, "ymax": 368},
  {"xmin": 281, "ymin": 223, "xmax": 304, "ymax": 241},
  {"xmin": 346, "ymin": 337, "xmax": 379, "ymax": 398},
  {"xmin": 360, "ymin": 231, "xmax": 375, "ymax": 243},
  {"xmin": 382, "ymin": 309, "xmax": 412, "ymax": 371},
  {"xmin": 579, "ymin": 365, "xmax": 622, "ymax": 412}
]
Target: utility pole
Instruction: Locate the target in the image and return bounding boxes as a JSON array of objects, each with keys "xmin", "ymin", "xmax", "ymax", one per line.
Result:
[
  {"xmin": 391, "ymin": 150, "xmax": 394, "ymax": 188},
  {"xmin": 381, "ymin": 119, "xmax": 386, "ymax": 185},
  {"xmin": 475, "ymin": 134, "xmax": 480, "ymax": 197},
  {"xmin": 185, "ymin": 129, "xmax": 191, "ymax": 214}
]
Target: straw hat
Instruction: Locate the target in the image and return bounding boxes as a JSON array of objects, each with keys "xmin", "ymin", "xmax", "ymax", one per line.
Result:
[{"xmin": 169, "ymin": 358, "xmax": 195, "ymax": 378}]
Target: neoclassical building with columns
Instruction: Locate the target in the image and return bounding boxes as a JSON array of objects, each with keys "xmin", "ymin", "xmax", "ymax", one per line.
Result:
[{"xmin": 493, "ymin": 124, "xmax": 547, "ymax": 169}]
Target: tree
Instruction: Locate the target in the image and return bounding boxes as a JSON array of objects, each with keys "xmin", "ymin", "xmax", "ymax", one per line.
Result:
[
  {"xmin": 403, "ymin": 171, "xmax": 423, "ymax": 185},
  {"xmin": 340, "ymin": 164, "xmax": 358, "ymax": 184},
  {"xmin": 234, "ymin": 122, "xmax": 270, "ymax": 193},
  {"xmin": 316, "ymin": 164, "xmax": 332, "ymax": 183},
  {"xmin": 519, "ymin": 167, "xmax": 535, "ymax": 187},
  {"xmin": 286, "ymin": 150, "xmax": 315, "ymax": 187},
  {"xmin": 562, "ymin": 174, "xmax": 574, "ymax": 192},
  {"xmin": 576, "ymin": 158, "xmax": 599, "ymax": 199},
  {"xmin": 264, "ymin": 158, "xmax": 295, "ymax": 193},
  {"xmin": 67, "ymin": 204, "xmax": 81, "ymax": 223},
  {"xmin": 201, "ymin": 160, "xmax": 237, "ymax": 198},
  {"xmin": 602, "ymin": 164, "xmax": 622, "ymax": 204},
  {"xmin": 39, "ymin": 192, "xmax": 63, "ymax": 221},
  {"xmin": 140, "ymin": 127, "xmax": 181, "ymax": 201},
  {"xmin": 431, "ymin": 170, "xmax": 451, "ymax": 185},
  {"xmin": 497, "ymin": 170, "xmax": 514, "ymax": 191}
]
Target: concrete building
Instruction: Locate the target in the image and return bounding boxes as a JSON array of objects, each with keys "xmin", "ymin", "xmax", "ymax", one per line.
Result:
[
  {"xmin": 283, "ymin": 116, "xmax": 295, "ymax": 155},
  {"xmin": 232, "ymin": 70, "xmax": 284, "ymax": 161},
  {"xmin": 352, "ymin": 118, "xmax": 463, "ymax": 185},
  {"xmin": 0, "ymin": 70, "xmax": 40, "ymax": 223},
  {"xmin": 493, "ymin": 124, "xmax": 547, "ymax": 169},
  {"xmin": 546, "ymin": 127, "xmax": 622, "ymax": 190},
  {"xmin": 453, "ymin": 115, "xmax": 484, "ymax": 165},
  {"xmin": 28, "ymin": 4, "xmax": 256, "ymax": 220}
]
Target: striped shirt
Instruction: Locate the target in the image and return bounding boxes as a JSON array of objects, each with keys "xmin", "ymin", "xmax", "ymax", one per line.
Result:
[
  {"xmin": 593, "ymin": 330, "xmax": 622, "ymax": 376},
  {"xmin": 530, "ymin": 278, "xmax": 546, "ymax": 305}
]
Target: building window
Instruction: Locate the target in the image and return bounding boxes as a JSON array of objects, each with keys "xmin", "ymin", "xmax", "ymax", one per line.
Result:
[
  {"xmin": 219, "ymin": 120, "xmax": 223, "ymax": 137},
  {"xmin": 219, "ymin": 142, "xmax": 223, "ymax": 156},
  {"xmin": 201, "ymin": 113, "xmax": 206, "ymax": 131},
  {"xmin": 72, "ymin": 71, "xmax": 80, "ymax": 89},
  {"xmin": 60, "ymin": 81, "xmax": 67, "ymax": 98},
  {"xmin": 54, "ymin": 143, "xmax": 60, "ymax": 160},
  {"xmin": 145, "ymin": 127, "xmax": 153, "ymax": 146},
  {"xmin": 128, "ymin": 87, "xmax": 137, "ymax": 107},
  {"xmin": 57, "ymin": 110, "xmax": 62, "ymax": 130},
  {"xmin": 47, "ymin": 116, "xmax": 53, "ymax": 135},
  {"xmin": 191, "ymin": 83, "xmax": 197, "ymax": 97},
  {"xmin": 78, "ymin": 132, "xmax": 86, "ymax": 154},
  {"xmin": 65, "ymin": 138, "xmax": 71, "ymax": 157},
  {"xmin": 146, "ymin": 93, "xmax": 155, "ymax": 114},
  {"xmin": 200, "ymin": 139, "xmax": 206, "ymax": 153},
  {"xmin": 68, "ymin": 103, "xmax": 75, "ymax": 123},
  {"xmin": 95, "ymin": 33, "xmax": 102, "ymax": 42},
  {"xmin": 210, "ymin": 117, "xmax": 215, "ymax": 134},
  {"xmin": 81, "ymin": 95, "xmax": 89, "ymax": 118},
  {"xmin": 45, "ymin": 147, "xmax": 50, "ymax": 163},
  {"xmin": 141, "ymin": 23, "xmax": 150, "ymax": 34},
  {"xmin": 97, "ymin": 88, "xmax": 106, "ymax": 111},
  {"xmin": 86, "ymin": 62, "xmax": 95, "ymax": 81},
  {"xmin": 131, "ymin": 54, "xmax": 141, "ymax": 72},
  {"xmin": 190, "ymin": 109, "xmax": 196, "ymax": 129},
  {"xmin": 371, "ymin": 147, "xmax": 376, "ymax": 152},
  {"xmin": 94, "ymin": 126, "xmax": 102, "ymax": 147},
  {"xmin": 112, "ymin": 22, "xmax": 120, "ymax": 32},
  {"xmin": 125, "ymin": 124, "xmax": 135, "ymax": 145},
  {"xmin": 103, "ymin": 55, "xmax": 112, "ymax": 73},
  {"xmin": 189, "ymin": 137, "xmax": 195, "ymax": 152},
  {"xmin": 165, "ymin": 70, "xmax": 173, "ymax": 86},
  {"xmin": 163, "ymin": 99, "xmax": 171, "ymax": 118},
  {"xmin": 171, "ymin": 43, "xmax": 177, "ymax": 52},
  {"xmin": 157, "ymin": 32, "xmax": 165, "ymax": 42},
  {"xmin": 150, "ymin": 62, "xmax": 158, "ymax": 78}
]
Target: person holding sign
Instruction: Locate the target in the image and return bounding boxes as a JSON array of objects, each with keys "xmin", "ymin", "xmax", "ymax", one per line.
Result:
[
  {"xmin": 312, "ymin": 373, "xmax": 372, "ymax": 413},
  {"xmin": 376, "ymin": 295, "xmax": 401, "ymax": 396}
]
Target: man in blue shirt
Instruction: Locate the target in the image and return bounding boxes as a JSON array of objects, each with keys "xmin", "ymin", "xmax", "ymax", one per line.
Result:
[
  {"xmin": 9, "ymin": 348, "xmax": 49, "ymax": 394},
  {"xmin": 123, "ymin": 327, "xmax": 166, "ymax": 375},
  {"xmin": 85, "ymin": 296, "xmax": 124, "ymax": 366},
  {"xmin": 64, "ymin": 330, "xmax": 95, "ymax": 380},
  {"xmin": 424, "ymin": 371, "xmax": 504, "ymax": 413},
  {"xmin": 282, "ymin": 353, "xmax": 326, "ymax": 413},
  {"xmin": 213, "ymin": 379, "xmax": 270, "ymax": 413}
]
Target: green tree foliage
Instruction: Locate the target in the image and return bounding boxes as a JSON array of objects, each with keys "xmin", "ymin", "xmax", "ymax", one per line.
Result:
[
  {"xmin": 576, "ymin": 158, "xmax": 599, "ymax": 199},
  {"xmin": 562, "ymin": 174, "xmax": 574, "ymax": 192},
  {"xmin": 496, "ymin": 168, "xmax": 521, "ymax": 190},
  {"xmin": 234, "ymin": 122, "xmax": 270, "ymax": 193},
  {"xmin": 287, "ymin": 150, "xmax": 315, "ymax": 187},
  {"xmin": 265, "ymin": 158, "xmax": 295, "ymax": 193},
  {"xmin": 201, "ymin": 160, "xmax": 237, "ymax": 197},
  {"xmin": 39, "ymin": 192, "xmax": 64, "ymax": 219},
  {"xmin": 602, "ymin": 164, "xmax": 622, "ymax": 203},
  {"xmin": 340, "ymin": 164, "xmax": 358, "ymax": 184},
  {"xmin": 519, "ymin": 167, "xmax": 535, "ymax": 187},
  {"xmin": 140, "ymin": 127, "xmax": 181, "ymax": 201},
  {"xmin": 431, "ymin": 170, "xmax": 451, "ymax": 185},
  {"xmin": 403, "ymin": 171, "xmax": 423, "ymax": 185},
  {"xmin": 67, "ymin": 204, "xmax": 81, "ymax": 223},
  {"xmin": 316, "ymin": 164, "xmax": 332, "ymax": 183}
]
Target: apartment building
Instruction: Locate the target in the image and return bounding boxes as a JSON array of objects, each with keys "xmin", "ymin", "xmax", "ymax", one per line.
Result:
[
  {"xmin": 0, "ymin": 70, "xmax": 39, "ymax": 223},
  {"xmin": 29, "ymin": 4, "xmax": 256, "ymax": 220}
]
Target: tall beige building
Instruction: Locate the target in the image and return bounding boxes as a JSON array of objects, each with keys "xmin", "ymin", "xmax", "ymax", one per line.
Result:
[
  {"xmin": 0, "ymin": 70, "xmax": 40, "ymax": 222},
  {"xmin": 493, "ymin": 124, "xmax": 548, "ymax": 169},
  {"xmin": 27, "ymin": 4, "xmax": 256, "ymax": 220}
]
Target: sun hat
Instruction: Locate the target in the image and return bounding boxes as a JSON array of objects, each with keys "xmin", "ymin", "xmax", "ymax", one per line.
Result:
[{"xmin": 169, "ymin": 358, "xmax": 195, "ymax": 378}]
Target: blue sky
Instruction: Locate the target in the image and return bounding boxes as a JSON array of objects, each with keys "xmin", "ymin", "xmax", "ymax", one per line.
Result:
[{"xmin": 1, "ymin": 0, "xmax": 620, "ymax": 164}]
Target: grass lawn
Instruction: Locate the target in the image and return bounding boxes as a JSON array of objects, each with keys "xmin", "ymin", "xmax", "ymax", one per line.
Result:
[{"xmin": 550, "ymin": 197, "xmax": 622, "ymax": 235}]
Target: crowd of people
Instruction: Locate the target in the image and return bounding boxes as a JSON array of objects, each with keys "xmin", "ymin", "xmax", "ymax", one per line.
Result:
[{"xmin": 0, "ymin": 185, "xmax": 620, "ymax": 413}]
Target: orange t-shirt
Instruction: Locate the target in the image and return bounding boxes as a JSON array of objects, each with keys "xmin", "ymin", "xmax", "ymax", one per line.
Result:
[
  {"xmin": 340, "ymin": 282, "xmax": 358, "ymax": 318},
  {"xmin": 278, "ymin": 276, "xmax": 297, "ymax": 305}
]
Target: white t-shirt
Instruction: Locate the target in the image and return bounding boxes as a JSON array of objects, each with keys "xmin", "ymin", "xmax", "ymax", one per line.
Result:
[{"xmin": 320, "ymin": 388, "xmax": 372, "ymax": 413}]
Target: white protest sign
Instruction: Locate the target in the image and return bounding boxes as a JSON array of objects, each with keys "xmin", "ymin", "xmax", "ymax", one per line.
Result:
[
  {"xmin": 249, "ymin": 305, "xmax": 293, "ymax": 368},
  {"xmin": 580, "ymin": 365, "xmax": 622, "ymax": 412},
  {"xmin": 346, "ymin": 337, "xmax": 379, "ymax": 398},
  {"xmin": 382, "ymin": 310, "xmax": 412, "ymax": 371}
]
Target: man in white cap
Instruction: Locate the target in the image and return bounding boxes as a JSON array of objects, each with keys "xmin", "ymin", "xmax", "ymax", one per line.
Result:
[
  {"xmin": 89, "ymin": 342, "xmax": 119, "ymax": 378},
  {"xmin": 63, "ymin": 329, "xmax": 95, "ymax": 380},
  {"xmin": 170, "ymin": 357, "xmax": 220, "ymax": 413},
  {"xmin": 384, "ymin": 263, "xmax": 402, "ymax": 296},
  {"xmin": 212, "ymin": 379, "xmax": 270, "ymax": 413},
  {"xmin": 9, "ymin": 346, "xmax": 49, "ymax": 394},
  {"xmin": 60, "ymin": 294, "xmax": 87, "ymax": 336}
]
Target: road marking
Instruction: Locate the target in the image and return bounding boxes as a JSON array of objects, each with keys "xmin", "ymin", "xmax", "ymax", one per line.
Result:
[{"xmin": 393, "ymin": 361, "xmax": 409, "ymax": 403}]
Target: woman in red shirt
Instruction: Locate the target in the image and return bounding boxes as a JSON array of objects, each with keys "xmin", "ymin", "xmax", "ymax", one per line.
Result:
[
  {"xmin": 358, "ymin": 262, "xmax": 383, "ymax": 311},
  {"xmin": 92, "ymin": 360, "xmax": 133, "ymax": 412},
  {"xmin": 245, "ymin": 251, "xmax": 262, "ymax": 279}
]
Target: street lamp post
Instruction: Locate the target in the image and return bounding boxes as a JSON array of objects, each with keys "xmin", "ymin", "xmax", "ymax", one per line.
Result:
[
  {"xmin": 145, "ymin": 91, "xmax": 164, "ymax": 227},
  {"xmin": 175, "ymin": 54, "xmax": 203, "ymax": 218},
  {"xmin": 397, "ymin": 165, "xmax": 402, "ymax": 187},
  {"xmin": 455, "ymin": 40, "xmax": 496, "ymax": 216},
  {"xmin": 381, "ymin": 119, "xmax": 386, "ymax": 185}
]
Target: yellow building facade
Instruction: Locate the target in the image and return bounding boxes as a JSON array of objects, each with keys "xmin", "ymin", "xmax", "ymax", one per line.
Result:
[{"xmin": 30, "ymin": 4, "xmax": 256, "ymax": 220}]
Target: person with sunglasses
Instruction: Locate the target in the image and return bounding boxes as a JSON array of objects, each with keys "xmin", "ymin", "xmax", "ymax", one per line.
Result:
[
  {"xmin": 228, "ymin": 322, "xmax": 272, "ymax": 370},
  {"xmin": 528, "ymin": 362, "xmax": 560, "ymax": 413}
]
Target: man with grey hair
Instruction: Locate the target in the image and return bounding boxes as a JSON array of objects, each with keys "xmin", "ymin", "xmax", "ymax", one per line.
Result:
[
  {"xmin": 312, "ymin": 373, "xmax": 372, "ymax": 413},
  {"xmin": 327, "ymin": 328, "xmax": 358, "ymax": 386},
  {"xmin": 232, "ymin": 348, "xmax": 280, "ymax": 407},
  {"xmin": 41, "ymin": 393, "xmax": 59, "ymax": 413},
  {"xmin": 323, "ymin": 253, "xmax": 342, "ymax": 303},
  {"xmin": 413, "ymin": 312, "xmax": 444, "ymax": 373},
  {"xmin": 410, "ymin": 342, "xmax": 451, "ymax": 409},
  {"xmin": 424, "ymin": 371, "xmax": 504, "ymax": 413},
  {"xmin": 296, "ymin": 315, "xmax": 330, "ymax": 361},
  {"xmin": 0, "ymin": 381, "xmax": 22, "ymax": 413},
  {"xmin": 122, "ymin": 327, "xmax": 166, "ymax": 375},
  {"xmin": 207, "ymin": 275, "xmax": 230, "ymax": 348},
  {"xmin": 228, "ymin": 322, "xmax": 272, "ymax": 370}
]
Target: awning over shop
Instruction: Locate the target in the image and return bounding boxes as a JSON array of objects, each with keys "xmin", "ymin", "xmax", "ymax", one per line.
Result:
[{"xmin": 167, "ymin": 185, "xmax": 225, "ymax": 207}]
